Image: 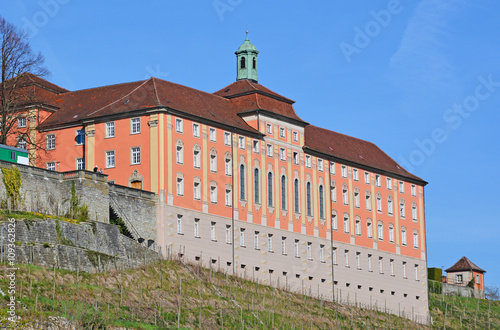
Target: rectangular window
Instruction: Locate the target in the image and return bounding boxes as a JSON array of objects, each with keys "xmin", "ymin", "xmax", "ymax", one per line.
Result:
[
  {"xmin": 266, "ymin": 144, "xmax": 273, "ymax": 157},
  {"xmin": 305, "ymin": 155, "xmax": 311, "ymax": 168},
  {"xmin": 456, "ymin": 274, "xmax": 463, "ymax": 284},
  {"xmin": 355, "ymin": 219, "xmax": 361, "ymax": 235},
  {"xmin": 240, "ymin": 228, "xmax": 245, "ymax": 247},
  {"xmin": 76, "ymin": 158, "xmax": 85, "ymax": 170},
  {"xmin": 253, "ymin": 140, "xmax": 259, "ymax": 153},
  {"xmin": 411, "ymin": 184, "xmax": 417, "ymax": 196},
  {"xmin": 356, "ymin": 252, "xmax": 361, "ymax": 269},
  {"xmin": 415, "ymin": 264, "xmax": 419, "ymax": 281},
  {"xmin": 332, "ymin": 247, "xmax": 337, "ymax": 264},
  {"xmin": 368, "ymin": 254, "xmax": 372, "ymax": 271},
  {"xmin": 105, "ymin": 122, "xmax": 115, "ymax": 138},
  {"xmin": 177, "ymin": 214, "xmax": 183, "ymax": 234},
  {"xmin": 280, "ymin": 148, "xmax": 286, "ymax": 161},
  {"xmin": 17, "ymin": 117, "xmax": 26, "ymax": 128},
  {"xmin": 386, "ymin": 178, "xmax": 392, "ymax": 190},
  {"xmin": 176, "ymin": 177, "xmax": 184, "ymax": 196},
  {"xmin": 254, "ymin": 231, "xmax": 259, "ymax": 250},
  {"xmin": 225, "ymin": 189, "xmax": 231, "ymax": 206},
  {"xmin": 131, "ymin": 118, "xmax": 141, "ymax": 134},
  {"xmin": 399, "ymin": 181, "xmax": 405, "ymax": 193},
  {"xmin": 266, "ymin": 123, "xmax": 272, "ymax": 134},
  {"xmin": 318, "ymin": 159, "xmax": 323, "ymax": 172},
  {"xmin": 332, "ymin": 213, "xmax": 337, "ymax": 230},
  {"xmin": 131, "ymin": 147, "xmax": 141, "ymax": 165},
  {"xmin": 281, "ymin": 237, "xmax": 286, "ymax": 255},
  {"xmin": 193, "ymin": 123, "xmax": 200, "ymax": 138},
  {"xmin": 377, "ymin": 197, "xmax": 382, "ymax": 212},
  {"xmin": 341, "ymin": 166, "xmax": 347, "ymax": 178},
  {"xmin": 193, "ymin": 182, "xmax": 201, "ymax": 200},
  {"xmin": 320, "ymin": 245, "xmax": 324, "ymax": 262},
  {"xmin": 379, "ymin": 257, "xmax": 383, "ymax": 274},
  {"xmin": 378, "ymin": 223, "xmax": 383, "ymax": 240},
  {"xmin": 364, "ymin": 171, "xmax": 370, "ymax": 184},
  {"xmin": 279, "ymin": 127, "xmax": 285, "ymax": 138},
  {"xmin": 294, "ymin": 239, "xmax": 299, "ymax": 257},
  {"xmin": 292, "ymin": 131, "xmax": 298, "ymax": 142},
  {"xmin": 47, "ymin": 162, "xmax": 56, "ymax": 171},
  {"xmin": 209, "ymin": 127, "xmax": 216, "ymax": 142},
  {"xmin": 330, "ymin": 162, "xmax": 335, "ymax": 175},
  {"xmin": 268, "ymin": 234, "xmax": 273, "ymax": 252},
  {"xmin": 344, "ymin": 250, "xmax": 349, "ymax": 267},
  {"xmin": 476, "ymin": 274, "xmax": 480, "ymax": 284},
  {"xmin": 46, "ymin": 134, "xmax": 56, "ymax": 150},
  {"xmin": 105, "ymin": 150, "xmax": 115, "ymax": 168},
  {"xmin": 75, "ymin": 129, "xmax": 85, "ymax": 145},
  {"xmin": 175, "ymin": 118, "xmax": 183, "ymax": 133},
  {"xmin": 390, "ymin": 259, "xmax": 394, "ymax": 276},
  {"xmin": 412, "ymin": 206, "xmax": 417, "ymax": 220},
  {"xmin": 367, "ymin": 222, "xmax": 372, "ymax": 238},
  {"xmin": 239, "ymin": 136, "xmax": 245, "ymax": 149},
  {"xmin": 211, "ymin": 222, "xmax": 216, "ymax": 241},
  {"xmin": 224, "ymin": 132, "xmax": 231, "ymax": 145},
  {"xmin": 210, "ymin": 185, "xmax": 217, "ymax": 203},
  {"xmin": 375, "ymin": 175, "xmax": 381, "ymax": 187},
  {"xmin": 307, "ymin": 242, "xmax": 312, "ymax": 260},
  {"xmin": 225, "ymin": 225, "xmax": 231, "ymax": 243},
  {"xmin": 194, "ymin": 218, "xmax": 200, "ymax": 237},
  {"xmin": 353, "ymin": 168, "xmax": 358, "ymax": 181},
  {"xmin": 293, "ymin": 152, "xmax": 299, "ymax": 165},
  {"xmin": 403, "ymin": 262, "xmax": 407, "ymax": 278}
]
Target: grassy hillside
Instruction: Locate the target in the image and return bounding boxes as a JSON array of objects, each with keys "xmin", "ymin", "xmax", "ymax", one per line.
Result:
[{"xmin": 0, "ymin": 260, "xmax": 498, "ymax": 329}]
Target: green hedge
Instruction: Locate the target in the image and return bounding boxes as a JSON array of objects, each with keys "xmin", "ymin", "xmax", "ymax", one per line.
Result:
[
  {"xmin": 428, "ymin": 267, "xmax": 442, "ymax": 282},
  {"xmin": 428, "ymin": 280, "xmax": 443, "ymax": 294}
]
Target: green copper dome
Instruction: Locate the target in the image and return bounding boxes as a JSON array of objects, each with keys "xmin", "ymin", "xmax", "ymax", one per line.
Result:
[
  {"xmin": 237, "ymin": 35, "xmax": 258, "ymax": 53},
  {"xmin": 235, "ymin": 32, "xmax": 259, "ymax": 82}
]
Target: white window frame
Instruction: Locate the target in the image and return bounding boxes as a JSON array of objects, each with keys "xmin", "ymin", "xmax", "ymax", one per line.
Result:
[
  {"xmin": 307, "ymin": 242, "xmax": 312, "ymax": 260},
  {"xmin": 379, "ymin": 257, "xmax": 383, "ymax": 274},
  {"xmin": 131, "ymin": 118, "xmax": 141, "ymax": 134},
  {"xmin": 240, "ymin": 228, "xmax": 245, "ymax": 247},
  {"xmin": 332, "ymin": 247, "xmax": 337, "ymax": 264},
  {"xmin": 377, "ymin": 223, "xmax": 383, "ymax": 240},
  {"xmin": 386, "ymin": 177, "xmax": 392, "ymax": 190},
  {"xmin": 47, "ymin": 162, "xmax": 56, "ymax": 171},
  {"xmin": 105, "ymin": 150, "xmax": 115, "ymax": 168},
  {"xmin": 294, "ymin": 240, "xmax": 299, "ymax": 257},
  {"xmin": 105, "ymin": 122, "xmax": 115, "ymax": 138},
  {"xmin": 390, "ymin": 259, "xmax": 394, "ymax": 276},
  {"xmin": 356, "ymin": 252, "xmax": 361, "ymax": 269},
  {"xmin": 254, "ymin": 231, "xmax": 259, "ymax": 250},
  {"xmin": 266, "ymin": 123, "xmax": 272, "ymax": 134},
  {"xmin": 209, "ymin": 127, "xmax": 216, "ymax": 142},
  {"xmin": 292, "ymin": 131, "xmax": 298, "ymax": 142},
  {"xmin": 399, "ymin": 181, "xmax": 405, "ymax": 193},
  {"xmin": 413, "ymin": 232, "xmax": 419, "ymax": 248},
  {"xmin": 353, "ymin": 168, "xmax": 358, "ymax": 181},
  {"xmin": 267, "ymin": 234, "xmax": 273, "ymax": 252},
  {"xmin": 318, "ymin": 159, "xmax": 323, "ymax": 172},
  {"xmin": 194, "ymin": 218, "xmax": 200, "ymax": 238},
  {"xmin": 177, "ymin": 214, "xmax": 183, "ymax": 234},
  {"xmin": 293, "ymin": 152, "xmax": 299, "ymax": 165},
  {"xmin": 343, "ymin": 216, "xmax": 349, "ymax": 233},
  {"xmin": 344, "ymin": 250, "xmax": 349, "ymax": 267},
  {"xmin": 46, "ymin": 134, "xmax": 56, "ymax": 150},
  {"xmin": 389, "ymin": 226, "xmax": 394, "ymax": 243},
  {"xmin": 253, "ymin": 140, "xmax": 259, "ymax": 153},
  {"xmin": 412, "ymin": 204, "xmax": 417, "ymax": 220},
  {"xmin": 375, "ymin": 175, "xmax": 381, "ymax": 187},
  {"xmin": 267, "ymin": 144, "xmax": 273, "ymax": 157},
  {"xmin": 238, "ymin": 136, "xmax": 245, "ymax": 149},
  {"xmin": 403, "ymin": 262, "xmax": 407, "ymax": 278},
  {"xmin": 17, "ymin": 117, "xmax": 26, "ymax": 128},
  {"xmin": 210, "ymin": 184, "xmax": 217, "ymax": 203},
  {"xmin": 330, "ymin": 162, "xmax": 335, "ymax": 175},
  {"xmin": 320, "ymin": 245, "xmax": 324, "ymax": 262},
  {"xmin": 305, "ymin": 155, "xmax": 311, "ymax": 168},
  {"xmin": 225, "ymin": 225, "xmax": 231, "ymax": 244},
  {"xmin": 341, "ymin": 166, "xmax": 347, "ymax": 178},
  {"xmin": 279, "ymin": 127, "xmax": 285, "ymax": 138},
  {"xmin": 281, "ymin": 237, "xmax": 286, "ymax": 255},
  {"xmin": 76, "ymin": 158, "xmax": 85, "ymax": 170},
  {"xmin": 131, "ymin": 147, "xmax": 141, "ymax": 165},
  {"xmin": 175, "ymin": 118, "xmax": 183, "ymax": 133},
  {"xmin": 211, "ymin": 222, "xmax": 216, "ymax": 241},
  {"xmin": 280, "ymin": 148, "xmax": 286, "ymax": 161},
  {"xmin": 176, "ymin": 177, "xmax": 184, "ymax": 196},
  {"xmin": 364, "ymin": 171, "xmax": 370, "ymax": 184},
  {"xmin": 367, "ymin": 221, "xmax": 372, "ymax": 238},
  {"xmin": 193, "ymin": 181, "xmax": 201, "ymax": 200},
  {"xmin": 401, "ymin": 228, "xmax": 407, "ymax": 246},
  {"xmin": 368, "ymin": 254, "xmax": 372, "ymax": 271},
  {"xmin": 193, "ymin": 123, "xmax": 200, "ymax": 138},
  {"xmin": 224, "ymin": 132, "xmax": 231, "ymax": 145},
  {"xmin": 411, "ymin": 184, "xmax": 417, "ymax": 196},
  {"xmin": 225, "ymin": 188, "xmax": 231, "ymax": 207}
]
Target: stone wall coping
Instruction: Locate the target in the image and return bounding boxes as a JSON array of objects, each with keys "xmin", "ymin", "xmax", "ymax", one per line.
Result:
[{"xmin": 109, "ymin": 183, "xmax": 157, "ymax": 201}]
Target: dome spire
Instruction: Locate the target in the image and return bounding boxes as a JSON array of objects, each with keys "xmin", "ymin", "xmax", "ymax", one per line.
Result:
[{"xmin": 235, "ymin": 31, "xmax": 259, "ymax": 83}]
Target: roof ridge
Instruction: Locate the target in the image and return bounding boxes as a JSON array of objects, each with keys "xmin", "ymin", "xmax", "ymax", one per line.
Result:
[
  {"xmin": 87, "ymin": 78, "xmax": 153, "ymax": 116},
  {"xmin": 151, "ymin": 77, "xmax": 161, "ymax": 106},
  {"xmin": 59, "ymin": 79, "xmax": 148, "ymax": 95}
]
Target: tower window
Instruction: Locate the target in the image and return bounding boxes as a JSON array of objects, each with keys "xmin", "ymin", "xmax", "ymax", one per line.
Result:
[
  {"xmin": 253, "ymin": 57, "xmax": 256, "ymax": 69},
  {"xmin": 241, "ymin": 57, "xmax": 246, "ymax": 69}
]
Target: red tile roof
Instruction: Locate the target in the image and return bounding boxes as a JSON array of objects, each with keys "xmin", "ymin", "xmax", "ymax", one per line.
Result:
[
  {"xmin": 215, "ymin": 79, "xmax": 294, "ymax": 103},
  {"xmin": 15, "ymin": 72, "xmax": 69, "ymax": 94},
  {"xmin": 445, "ymin": 257, "xmax": 486, "ymax": 273},
  {"xmin": 304, "ymin": 125, "xmax": 426, "ymax": 183},
  {"xmin": 38, "ymin": 78, "xmax": 259, "ymax": 134}
]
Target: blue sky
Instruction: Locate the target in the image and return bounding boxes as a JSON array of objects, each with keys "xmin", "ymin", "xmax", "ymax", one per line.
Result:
[{"xmin": 2, "ymin": 1, "xmax": 499, "ymax": 286}]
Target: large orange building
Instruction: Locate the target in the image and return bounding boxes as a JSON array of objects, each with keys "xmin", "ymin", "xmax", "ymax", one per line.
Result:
[{"xmin": 8, "ymin": 36, "xmax": 429, "ymax": 322}]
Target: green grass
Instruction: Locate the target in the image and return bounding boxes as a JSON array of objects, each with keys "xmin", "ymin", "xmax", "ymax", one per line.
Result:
[{"xmin": 0, "ymin": 260, "xmax": 498, "ymax": 329}]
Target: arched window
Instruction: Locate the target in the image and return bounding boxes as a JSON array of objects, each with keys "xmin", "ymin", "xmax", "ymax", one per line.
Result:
[
  {"xmin": 332, "ymin": 211, "xmax": 338, "ymax": 230},
  {"xmin": 366, "ymin": 219, "xmax": 373, "ymax": 238},
  {"xmin": 343, "ymin": 214, "xmax": 349, "ymax": 233},
  {"xmin": 306, "ymin": 182, "xmax": 312, "ymax": 216},
  {"xmin": 377, "ymin": 221, "xmax": 383, "ymax": 240},
  {"xmin": 354, "ymin": 187, "xmax": 360, "ymax": 208},
  {"xmin": 412, "ymin": 202, "xmax": 418, "ymax": 220},
  {"xmin": 388, "ymin": 195, "xmax": 393, "ymax": 215},
  {"xmin": 400, "ymin": 199, "xmax": 406, "ymax": 218},
  {"xmin": 210, "ymin": 182, "xmax": 217, "ymax": 203},
  {"xmin": 413, "ymin": 231, "xmax": 419, "ymax": 248},
  {"xmin": 281, "ymin": 175, "xmax": 287, "ymax": 210},
  {"xmin": 342, "ymin": 184, "xmax": 349, "ymax": 205},
  {"xmin": 401, "ymin": 227, "xmax": 407, "ymax": 246},
  {"xmin": 267, "ymin": 172, "xmax": 273, "ymax": 207},
  {"xmin": 210, "ymin": 149, "xmax": 217, "ymax": 172},
  {"xmin": 389, "ymin": 224, "xmax": 394, "ymax": 243},
  {"xmin": 331, "ymin": 181, "xmax": 337, "ymax": 203},
  {"xmin": 365, "ymin": 190, "xmax": 371, "ymax": 210},
  {"xmin": 252, "ymin": 57, "xmax": 256, "ymax": 69},
  {"xmin": 225, "ymin": 153, "xmax": 232, "ymax": 176},
  {"xmin": 294, "ymin": 179, "xmax": 300, "ymax": 213},
  {"xmin": 376, "ymin": 193, "xmax": 382, "ymax": 212},
  {"xmin": 254, "ymin": 168, "xmax": 260, "ymax": 204},
  {"xmin": 319, "ymin": 185, "xmax": 325, "ymax": 219},
  {"xmin": 355, "ymin": 216, "xmax": 361, "ymax": 236},
  {"xmin": 193, "ymin": 144, "xmax": 201, "ymax": 169},
  {"xmin": 240, "ymin": 57, "xmax": 246, "ymax": 69},
  {"xmin": 240, "ymin": 164, "xmax": 246, "ymax": 200},
  {"xmin": 176, "ymin": 140, "xmax": 184, "ymax": 164}
]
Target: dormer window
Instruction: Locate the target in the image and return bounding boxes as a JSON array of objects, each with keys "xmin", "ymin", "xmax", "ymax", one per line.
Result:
[{"xmin": 241, "ymin": 57, "xmax": 246, "ymax": 69}]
